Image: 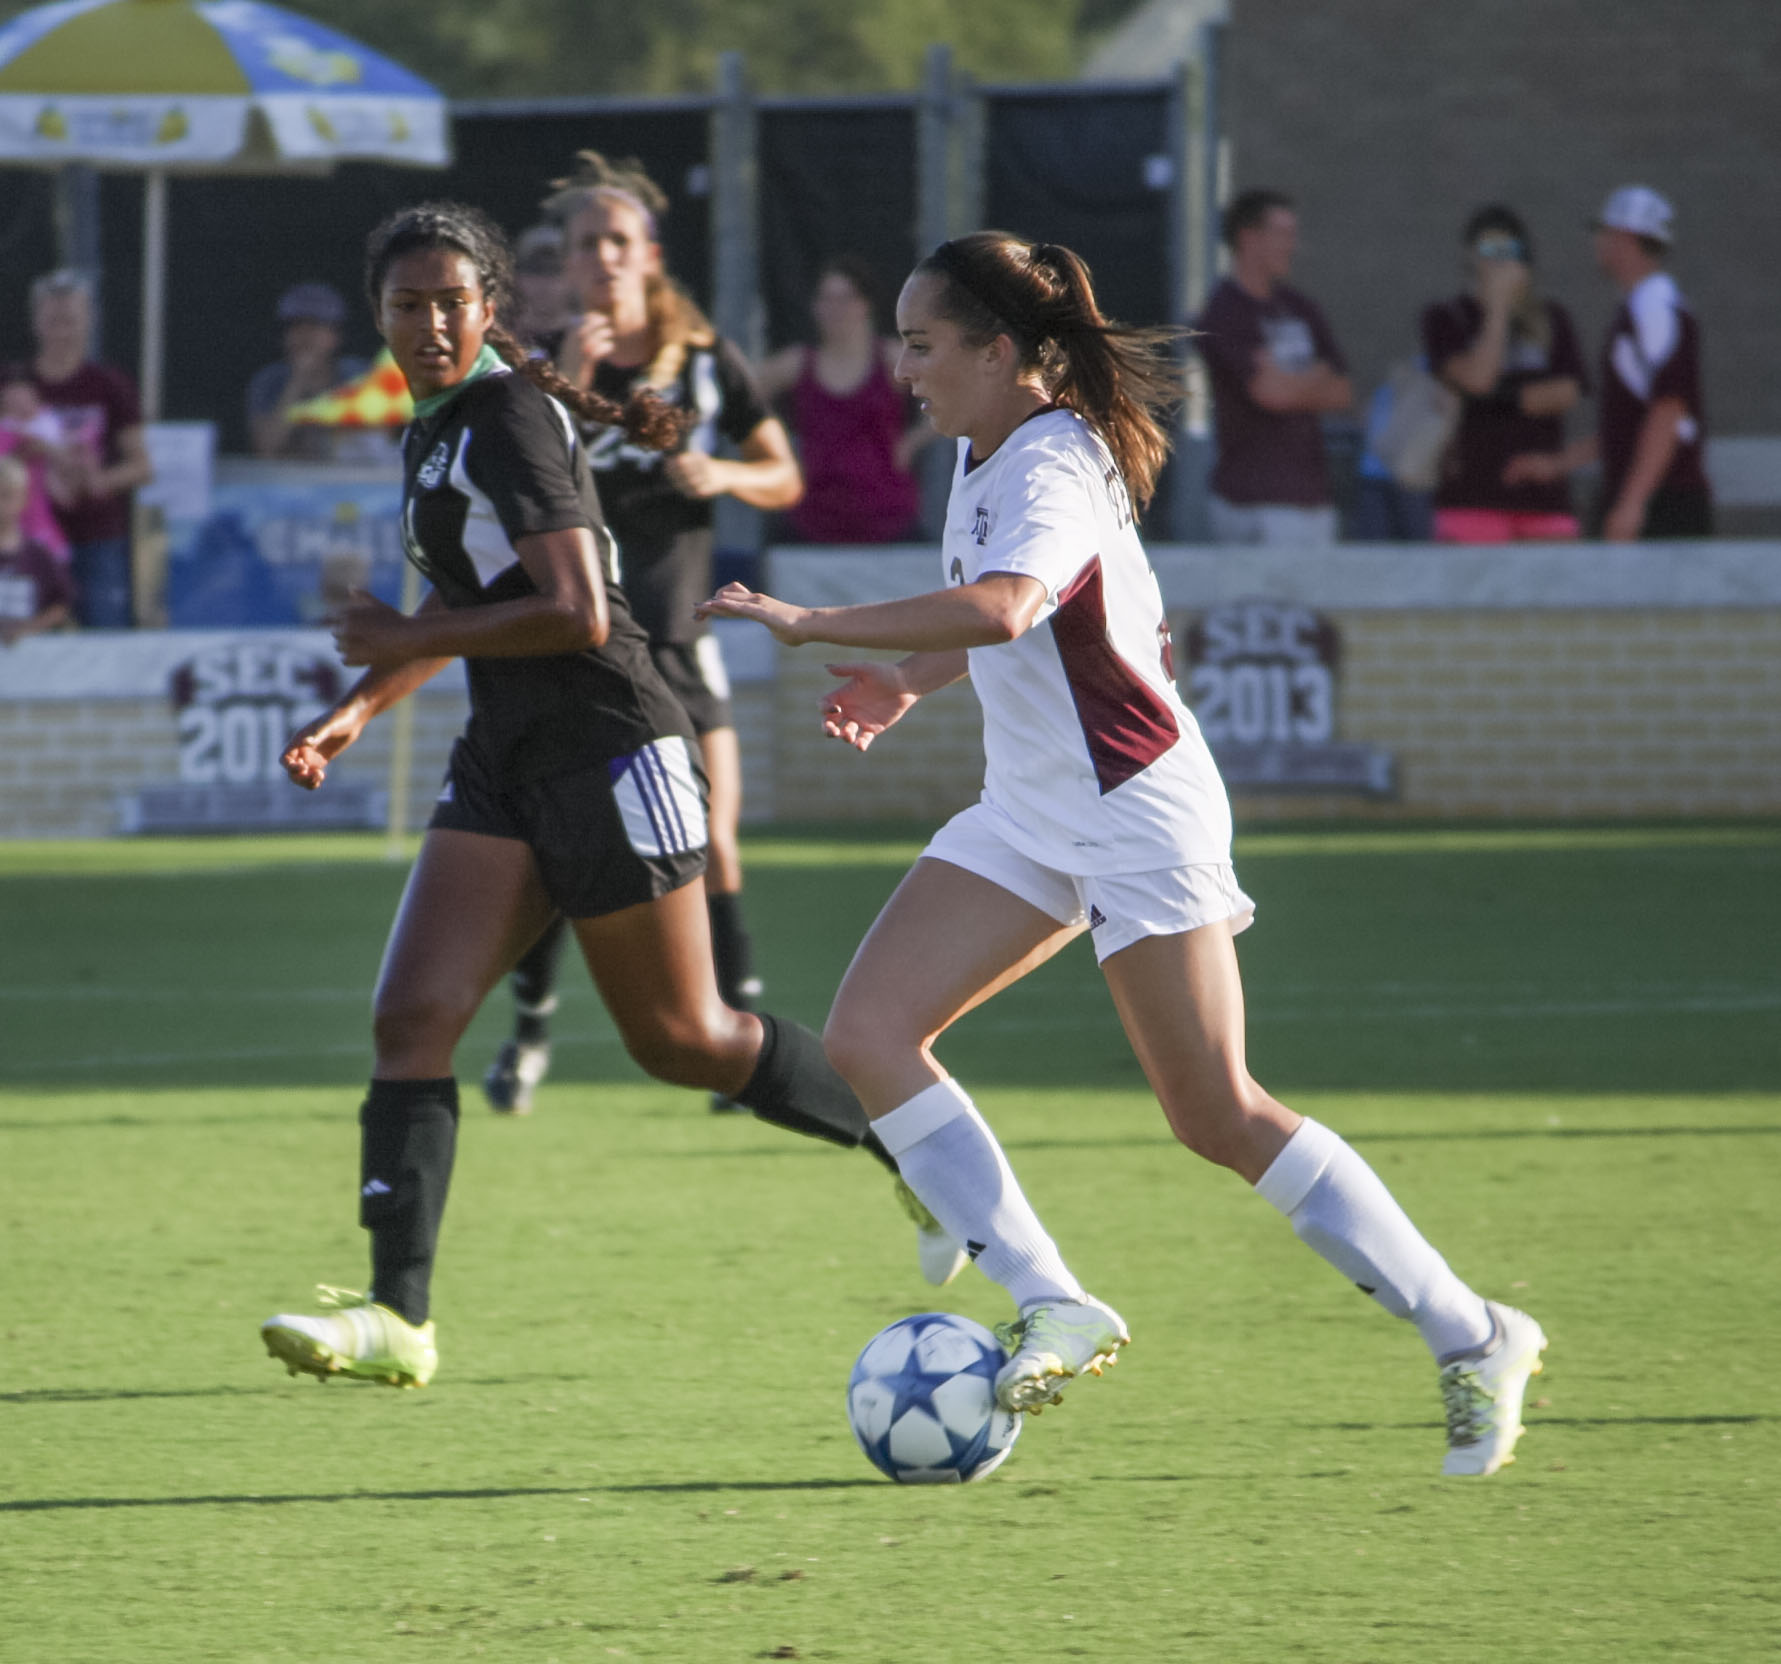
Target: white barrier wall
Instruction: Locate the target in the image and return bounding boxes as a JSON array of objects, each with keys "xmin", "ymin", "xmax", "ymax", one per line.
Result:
[
  {"xmin": 2, "ymin": 545, "xmax": 1778, "ymax": 838},
  {"xmin": 760, "ymin": 543, "xmax": 1781, "ymax": 824}
]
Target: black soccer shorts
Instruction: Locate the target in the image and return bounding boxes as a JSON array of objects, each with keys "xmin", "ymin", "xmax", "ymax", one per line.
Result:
[{"xmin": 428, "ymin": 732, "xmax": 709, "ymax": 918}]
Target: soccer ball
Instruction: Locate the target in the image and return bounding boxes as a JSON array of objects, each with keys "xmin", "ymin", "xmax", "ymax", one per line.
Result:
[{"xmin": 846, "ymin": 1312, "xmax": 1022, "ymax": 1484}]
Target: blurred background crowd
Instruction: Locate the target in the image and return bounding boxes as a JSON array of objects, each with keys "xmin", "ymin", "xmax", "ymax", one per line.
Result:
[{"xmin": 0, "ymin": 0, "xmax": 1774, "ymax": 639}]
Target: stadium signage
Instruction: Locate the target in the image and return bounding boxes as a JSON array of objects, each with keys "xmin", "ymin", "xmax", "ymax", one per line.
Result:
[
  {"xmin": 169, "ymin": 642, "xmax": 341, "ymax": 787},
  {"xmin": 1181, "ymin": 600, "xmax": 1394, "ymax": 796}
]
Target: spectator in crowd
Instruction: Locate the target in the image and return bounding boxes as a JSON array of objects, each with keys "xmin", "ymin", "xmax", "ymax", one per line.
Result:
[
  {"xmin": 508, "ymin": 224, "xmax": 572, "ymax": 353},
  {"xmin": 20, "ymin": 269, "xmax": 151, "ymax": 628},
  {"xmin": 0, "ymin": 454, "xmax": 75, "ymax": 645},
  {"xmin": 246, "ymin": 282, "xmax": 370, "ymax": 462},
  {"xmin": 1423, "ymin": 206, "xmax": 1586, "ymax": 542},
  {"xmin": 1506, "ymin": 187, "xmax": 1712, "ymax": 540},
  {"xmin": 756, "ymin": 256, "xmax": 928, "ymax": 543},
  {"xmin": 1195, "ymin": 189, "xmax": 1352, "ymax": 545},
  {"xmin": 1349, "ymin": 363, "xmax": 1437, "ymax": 541},
  {"xmin": 0, "ymin": 368, "xmax": 78, "ymax": 560}
]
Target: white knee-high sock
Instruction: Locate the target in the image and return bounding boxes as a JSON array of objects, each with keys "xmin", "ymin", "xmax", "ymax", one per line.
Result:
[
  {"xmin": 1255, "ymin": 1117, "xmax": 1494, "ymax": 1361},
  {"xmin": 872, "ymin": 1078, "xmax": 1084, "ymax": 1310}
]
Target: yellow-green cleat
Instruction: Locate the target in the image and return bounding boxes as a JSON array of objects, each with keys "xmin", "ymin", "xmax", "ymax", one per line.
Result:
[
  {"xmin": 993, "ymin": 1295, "xmax": 1129, "ymax": 1414},
  {"xmin": 260, "ymin": 1285, "xmax": 437, "ymax": 1389}
]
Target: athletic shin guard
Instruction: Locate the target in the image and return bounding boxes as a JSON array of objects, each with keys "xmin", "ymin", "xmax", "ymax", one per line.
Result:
[
  {"xmin": 359, "ymin": 1077, "xmax": 459, "ymax": 1326},
  {"xmin": 734, "ymin": 1012, "xmax": 895, "ymax": 1170}
]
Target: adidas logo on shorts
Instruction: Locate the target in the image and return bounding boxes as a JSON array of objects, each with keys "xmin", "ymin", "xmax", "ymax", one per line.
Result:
[{"xmin": 1088, "ymin": 904, "xmax": 1107, "ymax": 930}]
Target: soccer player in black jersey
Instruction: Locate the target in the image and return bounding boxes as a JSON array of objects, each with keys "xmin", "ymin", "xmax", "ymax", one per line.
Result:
[
  {"xmin": 483, "ymin": 153, "xmax": 802, "ymax": 1116},
  {"xmin": 259, "ymin": 203, "xmax": 900, "ymax": 1389}
]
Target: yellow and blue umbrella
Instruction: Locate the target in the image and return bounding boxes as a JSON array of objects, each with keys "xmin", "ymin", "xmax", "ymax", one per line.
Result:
[{"xmin": 0, "ymin": 0, "xmax": 450, "ymax": 414}]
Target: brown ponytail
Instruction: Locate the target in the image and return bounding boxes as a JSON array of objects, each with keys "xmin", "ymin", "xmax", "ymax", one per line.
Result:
[{"xmin": 918, "ymin": 231, "xmax": 1182, "ymax": 513}]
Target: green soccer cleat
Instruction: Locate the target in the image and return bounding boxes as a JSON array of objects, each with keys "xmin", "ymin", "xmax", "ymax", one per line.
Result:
[
  {"xmin": 892, "ymin": 1175, "xmax": 968, "ymax": 1287},
  {"xmin": 993, "ymin": 1295, "xmax": 1129, "ymax": 1414},
  {"xmin": 260, "ymin": 1285, "xmax": 437, "ymax": 1389},
  {"xmin": 1440, "ymin": 1301, "xmax": 1547, "ymax": 1476}
]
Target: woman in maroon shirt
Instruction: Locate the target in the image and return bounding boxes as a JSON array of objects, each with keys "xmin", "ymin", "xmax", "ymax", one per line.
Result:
[
  {"xmin": 758, "ymin": 256, "xmax": 929, "ymax": 543},
  {"xmin": 1422, "ymin": 206, "xmax": 1586, "ymax": 543}
]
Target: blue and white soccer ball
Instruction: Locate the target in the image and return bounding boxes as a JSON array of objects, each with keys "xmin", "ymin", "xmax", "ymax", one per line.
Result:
[{"xmin": 846, "ymin": 1312, "xmax": 1022, "ymax": 1484}]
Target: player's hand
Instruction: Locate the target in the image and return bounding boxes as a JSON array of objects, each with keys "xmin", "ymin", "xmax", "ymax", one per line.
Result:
[
  {"xmin": 1477, "ymin": 257, "xmax": 1530, "ymax": 311},
  {"xmin": 280, "ymin": 706, "xmax": 364, "ymax": 790},
  {"xmin": 819, "ymin": 661, "xmax": 918, "ymax": 752},
  {"xmin": 327, "ymin": 588, "xmax": 416, "ymax": 668},
  {"xmin": 1502, "ymin": 451, "xmax": 1562, "ymax": 486},
  {"xmin": 663, "ymin": 451, "xmax": 725, "ymax": 499},
  {"xmin": 694, "ymin": 582, "xmax": 814, "ymax": 646},
  {"xmin": 558, "ymin": 312, "xmax": 617, "ymax": 389}
]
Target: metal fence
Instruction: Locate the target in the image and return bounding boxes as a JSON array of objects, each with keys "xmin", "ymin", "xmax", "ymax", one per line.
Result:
[{"xmin": 1, "ymin": 37, "xmax": 1226, "ymax": 536}]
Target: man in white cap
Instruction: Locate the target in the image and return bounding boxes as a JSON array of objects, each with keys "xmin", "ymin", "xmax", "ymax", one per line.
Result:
[{"xmin": 1505, "ymin": 185, "xmax": 1712, "ymax": 540}]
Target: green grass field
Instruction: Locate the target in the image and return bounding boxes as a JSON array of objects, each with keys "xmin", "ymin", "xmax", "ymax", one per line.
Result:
[{"xmin": 2, "ymin": 824, "xmax": 1778, "ymax": 1663}]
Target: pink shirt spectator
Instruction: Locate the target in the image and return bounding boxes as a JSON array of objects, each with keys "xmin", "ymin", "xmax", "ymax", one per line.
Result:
[
  {"xmin": 788, "ymin": 348, "xmax": 920, "ymax": 543},
  {"xmin": 0, "ymin": 425, "xmax": 70, "ymax": 559}
]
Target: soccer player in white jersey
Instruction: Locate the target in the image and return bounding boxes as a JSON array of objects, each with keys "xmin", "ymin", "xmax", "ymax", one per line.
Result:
[{"xmin": 700, "ymin": 230, "xmax": 1546, "ymax": 1477}]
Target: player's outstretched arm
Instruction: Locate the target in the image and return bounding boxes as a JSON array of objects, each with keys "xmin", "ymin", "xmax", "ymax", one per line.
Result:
[
  {"xmin": 696, "ymin": 572, "xmax": 1044, "ymax": 653},
  {"xmin": 820, "ymin": 650, "xmax": 966, "ymax": 752},
  {"xmin": 282, "ymin": 591, "xmax": 453, "ymax": 790}
]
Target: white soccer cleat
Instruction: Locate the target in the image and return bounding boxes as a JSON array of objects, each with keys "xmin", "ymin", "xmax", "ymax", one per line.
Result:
[
  {"xmin": 892, "ymin": 1176, "xmax": 968, "ymax": 1286},
  {"xmin": 483, "ymin": 1038, "xmax": 551, "ymax": 1115},
  {"xmin": 993, "ymin": 1295, "xmax": 1129, "ymax": 1414},
  {"xmin": 1440, "ymin": 1301, "xmax": 1547, "ymax": 1476}
]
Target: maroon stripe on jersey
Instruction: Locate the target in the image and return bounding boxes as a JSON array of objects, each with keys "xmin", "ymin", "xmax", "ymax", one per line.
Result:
[{"xmin": 1050, "ymin": 557, "xmax": 1179, "ymax": 795}]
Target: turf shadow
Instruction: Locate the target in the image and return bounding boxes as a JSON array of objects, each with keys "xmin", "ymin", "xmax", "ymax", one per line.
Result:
[{"xmin": 0, "ymin": 1478, "xmax": 882, "ymax": 1513}]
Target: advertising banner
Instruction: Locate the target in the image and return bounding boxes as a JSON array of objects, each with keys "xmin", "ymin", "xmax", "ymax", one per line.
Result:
[{"xmin": 164, "ymin": 466, "xmax": 406, "ymax": 629}]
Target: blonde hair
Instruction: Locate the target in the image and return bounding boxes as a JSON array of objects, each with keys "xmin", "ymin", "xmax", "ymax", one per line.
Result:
[{"xmin": 545, "ymin": 151, "xmax": 716, "ymax": 391}]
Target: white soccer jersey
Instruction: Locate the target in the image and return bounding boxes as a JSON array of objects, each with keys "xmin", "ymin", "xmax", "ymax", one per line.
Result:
[{"xmin": 943, "ymin": 408, "xmax": 1232, "ymax": 874}]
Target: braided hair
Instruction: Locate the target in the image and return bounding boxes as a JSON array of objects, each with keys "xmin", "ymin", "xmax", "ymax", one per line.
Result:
[
  {"xmin": 915, "ymin": 231, "xmax": 1182, "ymax": 513},
  {"xmin": 364, "ymin": 200, "xmax": 685, "ymax": 450}
]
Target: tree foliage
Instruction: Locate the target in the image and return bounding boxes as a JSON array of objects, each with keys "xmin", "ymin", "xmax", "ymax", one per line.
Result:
[{"xmin": 247, "ymin": 0, "xmax": 1129, "ymax": 99}]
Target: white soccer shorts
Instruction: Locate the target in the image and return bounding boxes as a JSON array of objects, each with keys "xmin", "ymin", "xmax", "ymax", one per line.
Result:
[{"xmin": 922, "ymin": 800, "xmax": 1255, "ymax": 962}]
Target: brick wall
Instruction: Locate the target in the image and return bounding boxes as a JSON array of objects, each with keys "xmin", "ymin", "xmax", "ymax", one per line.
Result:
[
  {"xmin": 6, "ymin": 551, "xmax": 1778, "ymax": 840},
  {"xmin": 763, "ymin": 545, "xmax": 1781, "ymax": 825},
  {"xmin": 1215, "ymin": 607, "xmax": 1781, "ymax": 820},
  {"xmin": 1223, "ymin": 0, "xmax": 1781, "ymax": 435},
  {"xmin": 0, "ymin": 683, "xmax": 468, "ymax": 841}
]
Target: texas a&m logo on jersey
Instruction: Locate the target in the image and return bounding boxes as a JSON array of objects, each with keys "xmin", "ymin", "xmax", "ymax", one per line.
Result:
[{"xmin": 972, "ymin": 505, "xmax": 992, "ymax": 545}]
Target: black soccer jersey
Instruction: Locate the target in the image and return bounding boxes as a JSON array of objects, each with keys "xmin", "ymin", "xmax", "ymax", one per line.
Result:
[
  {"xmin": 574, "ymin": 338, "xmax": 771, "ymax": 644},
  {"xmin": 399, "ymin": 366, "xmax": 693, "ymax": 781}
]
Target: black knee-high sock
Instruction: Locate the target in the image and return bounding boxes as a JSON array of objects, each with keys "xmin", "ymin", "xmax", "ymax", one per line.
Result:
[
  {"xmin": 512, "ymin": 915, "xmax": 570, "ymax": 1044},
  {"xmin": 707, "ymin": 891, "xmax": 756, "ymax": 1010},
  {"xmin": 735, "ymin": 1013, "xmax": 898, "ymax": 1173},
  {"xmin": 360, "ymin": 1078, "xmax": 459, "ymax": 1325}
]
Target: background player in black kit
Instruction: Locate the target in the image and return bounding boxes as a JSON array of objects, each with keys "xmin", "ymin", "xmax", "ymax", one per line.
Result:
[
  {"xmin": 259, "ymin": 203, "xmax": 889, "ymax": 1388},
  {"xmin": 484, "ymin": 153, "xmax": 801, "ymax": 1116}
]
